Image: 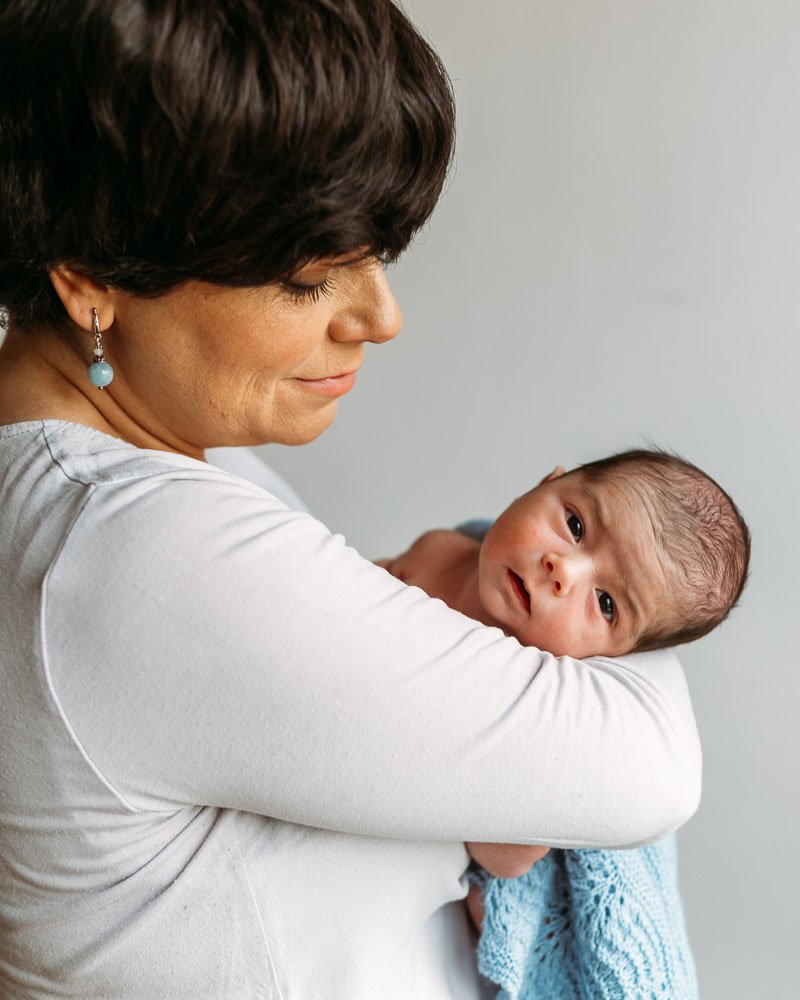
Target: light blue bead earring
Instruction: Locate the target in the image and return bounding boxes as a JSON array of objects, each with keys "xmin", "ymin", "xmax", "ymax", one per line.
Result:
[{"xmin": 87, "ymin": 307, "xmax": 114, "ymax": 389}]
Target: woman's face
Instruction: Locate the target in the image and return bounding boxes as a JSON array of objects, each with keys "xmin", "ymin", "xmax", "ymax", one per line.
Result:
[{"xmin": 83, "ymin": 252, "xmax": 402, "ymax": 454}]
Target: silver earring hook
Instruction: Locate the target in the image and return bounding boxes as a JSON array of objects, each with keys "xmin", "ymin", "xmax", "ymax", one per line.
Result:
[{"xmin": 86, "ymin": 306, "xmax": 115, "ymax": 389}]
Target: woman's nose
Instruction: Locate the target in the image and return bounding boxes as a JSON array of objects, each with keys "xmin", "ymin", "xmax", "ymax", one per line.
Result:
[
  {"xmin": 542, "ymin": 552, "xmax": 587, "ymax": 596},
  {"xmin": 328, "ymin": 262, "xmax": 403, "ymax": 345}
]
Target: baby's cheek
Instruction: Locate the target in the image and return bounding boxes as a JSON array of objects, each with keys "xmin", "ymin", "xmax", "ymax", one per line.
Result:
[
  {"xmin": 482, "ymin": 516, "xmax": 526, "ymax": 561},
  {"xmin": 519, "ymin": 610, "xmax": 587, "ymax": 658},
  {"xmin": 478, "ymin": 578, "xmax": 511, "ymax": 632}
]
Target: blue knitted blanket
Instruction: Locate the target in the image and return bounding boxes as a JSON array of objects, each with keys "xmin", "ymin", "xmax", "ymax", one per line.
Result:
[{"xmin": 469, "ymin": 835, "xmax": 698, "ymax": 1000}]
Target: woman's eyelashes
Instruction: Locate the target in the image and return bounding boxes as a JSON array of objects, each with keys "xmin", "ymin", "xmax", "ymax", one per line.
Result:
[
  {"xmin": 281, "ymin": 274, "xmax": 336, "ymax": 304},
  {"xmin": 596, "ymin": 590, "xmax": 616, "ymax": 623}
]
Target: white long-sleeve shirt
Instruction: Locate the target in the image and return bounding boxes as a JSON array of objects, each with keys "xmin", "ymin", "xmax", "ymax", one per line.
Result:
[{"xmin": 0, "ymin": 420, "xmax": 701, "ymax": 999}]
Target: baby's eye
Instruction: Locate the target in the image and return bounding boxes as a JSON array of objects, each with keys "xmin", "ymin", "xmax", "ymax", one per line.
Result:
[
  {"xmin": 597, "ymin": 591, "xmax": 616, "ymax": 622},
  {"xmin": 566, "ymin": 511, "xmax": 583, "ymax": 541}
]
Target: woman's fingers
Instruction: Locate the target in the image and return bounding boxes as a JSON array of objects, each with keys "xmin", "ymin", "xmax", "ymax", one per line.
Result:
[
  {"xmin": 466, "ymin": 883, "xmax": 485, "ymax": 932},
  {"xmin": 466, "ymin": 841, "xmax": 551, "ymax": 879}
]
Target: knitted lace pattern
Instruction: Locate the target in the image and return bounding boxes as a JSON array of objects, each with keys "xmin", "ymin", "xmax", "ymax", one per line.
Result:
[{"xmin": 470, "ymin": 835, "xmax": 699, "ymax": 1000}]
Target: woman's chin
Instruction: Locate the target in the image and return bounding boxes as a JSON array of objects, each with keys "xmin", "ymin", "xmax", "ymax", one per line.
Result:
[{"xmin": 263, "ymin": 403, "xmax": 339, "ymax": 447}]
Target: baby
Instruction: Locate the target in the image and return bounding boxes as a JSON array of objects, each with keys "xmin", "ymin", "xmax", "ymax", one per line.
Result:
[
  {"xmin": 380, "ymin": 447, "xmax": 751, "ymax": 951},
  {"xmin": 380, "ymin": 447, "xmax": 750, "ymax": 661}
]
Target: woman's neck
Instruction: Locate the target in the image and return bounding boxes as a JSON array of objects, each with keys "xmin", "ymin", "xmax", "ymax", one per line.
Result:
[
  {"xmin": 0, "ymin": 326, "xmax": 102, "ymax": 425},
  {"xmin": 0, "ymin": 326, "xmax": 206, "ymax": 459}
]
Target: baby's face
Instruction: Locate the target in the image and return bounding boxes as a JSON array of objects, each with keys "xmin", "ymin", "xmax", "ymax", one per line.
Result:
[{"xmin": 478, "ymin": 470, "xmax": 668, "ymax": 658}]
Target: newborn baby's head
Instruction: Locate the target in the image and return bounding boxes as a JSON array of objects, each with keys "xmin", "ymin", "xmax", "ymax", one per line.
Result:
[{"xmin": 478, "ymin": 449, "xmax": 750, "ymax": 658}]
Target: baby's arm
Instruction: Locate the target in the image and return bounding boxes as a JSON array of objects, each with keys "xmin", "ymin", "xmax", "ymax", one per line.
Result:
[{"xmin": 377, "ymin": 528, "xmax": 482, "ymax": 611}]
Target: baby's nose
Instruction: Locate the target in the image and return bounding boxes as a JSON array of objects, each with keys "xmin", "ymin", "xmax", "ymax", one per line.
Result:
[{"xmin": 542, "ymin": 553, "xmax": 586, "ymax": 596}]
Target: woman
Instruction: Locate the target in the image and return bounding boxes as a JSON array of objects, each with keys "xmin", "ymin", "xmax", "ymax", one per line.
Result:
[{"xmin": 0, "ymin": 2, "xmax": 700, "ymax": 998}]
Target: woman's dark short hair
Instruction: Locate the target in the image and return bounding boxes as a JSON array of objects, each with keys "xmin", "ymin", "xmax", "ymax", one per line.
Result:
[{"xmin": 0, "ymin": 0, "xmax": 455, "ymax": 331}]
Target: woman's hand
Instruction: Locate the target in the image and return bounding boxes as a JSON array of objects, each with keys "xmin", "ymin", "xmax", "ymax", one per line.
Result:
[
  {"xmin": 466, "ymin": 842, "xmax": 551, "ymax": 879},
  {"xmin": 465, "ymin": 842, "xmax": 551, "ymax": 933},
  {"xmin": 466, "ymin": 883, "xmax": 485, "ymax": 933}
]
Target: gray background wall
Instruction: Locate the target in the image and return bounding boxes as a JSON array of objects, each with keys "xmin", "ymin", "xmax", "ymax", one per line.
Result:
[{"xmin": 262, "ymin": 2, "xmax": 800, "ymax": 997}]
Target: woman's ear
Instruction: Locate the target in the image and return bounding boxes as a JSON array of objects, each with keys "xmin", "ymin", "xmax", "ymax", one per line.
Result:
[
  {"xmin": 539, "ymin": 465, "xmax": 566, "ymax": 485},
  {"xmin": 49, "ymin": 267, "xmax": 115, "ymax": 332}
]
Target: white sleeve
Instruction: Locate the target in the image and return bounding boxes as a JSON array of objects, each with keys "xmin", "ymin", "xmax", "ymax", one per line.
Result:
[
  {"xmin": 205, "ymin": 445, "xmax": 309, "ymax": 511},
  {"xmin": 45, "ymin": 473, "xmax": 701, "ymax": 849}
]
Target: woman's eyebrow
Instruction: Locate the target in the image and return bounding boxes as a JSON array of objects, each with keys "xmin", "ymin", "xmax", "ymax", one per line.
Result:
[
  {"xmin": 331, "ymin": 249, "xmax": 373, "ymax": 268},
  {"xmin": 297, "ymin": 250, "xmax": 369, "ymax": 273}
]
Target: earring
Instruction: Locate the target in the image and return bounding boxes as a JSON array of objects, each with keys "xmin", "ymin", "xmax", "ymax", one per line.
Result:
[{"xmin": 86, "ymin": 307, "xmax": 115, "ymax": 389}]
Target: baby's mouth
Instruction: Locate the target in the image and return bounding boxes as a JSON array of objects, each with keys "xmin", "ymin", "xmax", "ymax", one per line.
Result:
[{"xmin": 508, "ymin": 569, "xmax": 531, "ymax": 614}]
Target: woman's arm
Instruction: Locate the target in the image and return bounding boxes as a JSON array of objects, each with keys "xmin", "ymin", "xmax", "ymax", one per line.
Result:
[{"xmin": 45, "ymin": 471, "xmax": 701, "ymax": 848}]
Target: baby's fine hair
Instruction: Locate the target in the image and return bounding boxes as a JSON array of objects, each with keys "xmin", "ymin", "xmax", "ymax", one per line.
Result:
[{"xmin": 575, "ymin": 449, "xmax": 751, "ymax": 653}]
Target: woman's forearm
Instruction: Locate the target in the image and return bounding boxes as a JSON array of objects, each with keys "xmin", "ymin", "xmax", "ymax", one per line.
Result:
[{"xmin": 46, "ymin": 473, "xmax": 701, "ymax": 847}]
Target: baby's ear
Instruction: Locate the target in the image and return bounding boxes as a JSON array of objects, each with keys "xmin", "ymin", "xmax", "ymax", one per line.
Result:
[{"xmin": 539, "ymin": 466, "xmax": 566, "ymax": 485}]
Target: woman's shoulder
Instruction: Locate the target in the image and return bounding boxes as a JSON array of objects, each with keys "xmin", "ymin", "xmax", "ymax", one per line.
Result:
[
  {"xmin": 1, "ymin": 419, "xmax": 311, "ymax": 564},
  {"xmin": 0, "ymin": 418, "xmax": 289, "ymax": 502},
  {"xmin": 25, "ymin": 418, "xmax": 223, "ymax": 485}
]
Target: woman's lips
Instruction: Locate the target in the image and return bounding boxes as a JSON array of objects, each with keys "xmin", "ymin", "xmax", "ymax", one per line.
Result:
[
  {"xmin": 293, "ymin": 370, "xmax": 358, "ymax": 397},
  {"xmin": 507, "ymin": 569, "xmax": 531, "ymax": 614}
]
